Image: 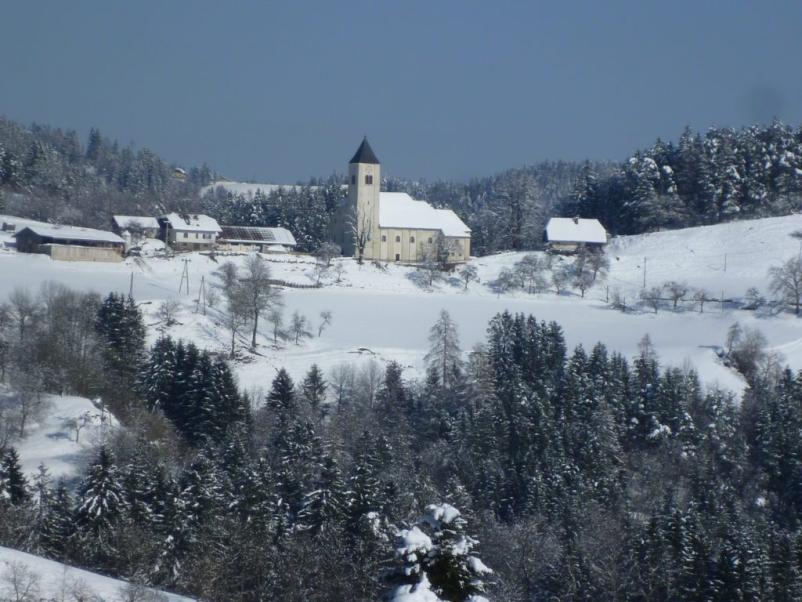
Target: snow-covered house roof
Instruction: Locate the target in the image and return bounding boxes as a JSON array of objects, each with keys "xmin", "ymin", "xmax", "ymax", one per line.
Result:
[
  {"xmin": 14, "ymin": 224, "xmax": 125, "ymax": 245},
  {"xmin": 160, "ymin": 213, "xmax": 221, "ymax": 233},
  {"xmin": 112, "ymin": 215, "xmax": 159, "ymax": 230},
  {"xmin": 378, "ymin": 192, "xmax": 471, "ymax": 238},
  {"xmin": 546, "ymin": 217, "xmax": 607, "ymax": 244},
  {"xmin": 219, "ymin": 225, "xmax": 297, "ymax": 246}
]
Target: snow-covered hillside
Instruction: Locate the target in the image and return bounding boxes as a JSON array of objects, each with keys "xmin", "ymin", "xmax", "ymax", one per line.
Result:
[
  {"xmin": 0, "ymin": 547, "xmax": 194, "ymax": 601},
  {"xmin": 199, "ymin": 180, "xmax": 321, "ymax": 198},
  {"xmin": 3, "ymin": 214, "xmax": 802, "ymax": 402}
]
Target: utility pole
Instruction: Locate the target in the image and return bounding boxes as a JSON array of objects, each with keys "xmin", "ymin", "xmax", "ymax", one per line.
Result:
[
  {"xmin": 128, "ymin": 272, "xmax": 134, "ymax": 299},
  {"xmin": 196, "ymin": 275, "xmax": 206, "ymax": 315},
  {"xmin": 179, "ymin": 258, "xmax": 190, "ymax": 295},
  {"xmin": 642, "ymin": 257, "xmax": 647, "ymax": 289},
  {"xmin": 724, "ymin": 253, "xmax": 727, "ymax": 272}
]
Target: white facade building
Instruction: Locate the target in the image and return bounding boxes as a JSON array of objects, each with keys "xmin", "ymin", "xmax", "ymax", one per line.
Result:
[
  {"xmin": 349, "ymin": 138, "xmax": 471, "ymax": 263},
  {"xmin": 160, "ymin": 213, "xmax": 222, "ymax": 251}
]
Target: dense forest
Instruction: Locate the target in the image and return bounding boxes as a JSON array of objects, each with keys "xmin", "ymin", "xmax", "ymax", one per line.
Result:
[
  {"xmin": 3, "ymin": 116, "xmax": 802, "ymax": 256},
  {"xmin": 3, "ymin": 284, "xmax": 802, "ymax": 600},
  {"xmin": 0, "ymin": 117, "xmax": 214, "ymax": 227}
]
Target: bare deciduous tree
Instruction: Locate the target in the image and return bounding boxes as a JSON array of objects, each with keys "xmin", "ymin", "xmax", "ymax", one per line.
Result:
[
  {"xmin": 1, "ymin": 560, "xmax": 41, "ymax": 602},
  {"xmin": 552, "ymin": 264, "xmax": 572, "ymax": 295},
  {"xmin": 350, "ymin": 205, "xmax": 372, "ymax": 265},
  {"xmin": 318, "ymin": 310, "xmax": 333, "ymax": 337},
  {"xmin": 513, "ymin": 254, "xmax": 547, "ymax": 293},
  {"xmin": 457, "ymin": 264, "xmax": 479, "ymax": 291},
  {"xmin": 692, "ymin": 288, "xmax": 712, "ymax": 313},
  {"xmin": 329, "ymin": 363, "xmax": 355, "ymax": 406},
  {"xmin": 769, "ymin": 256, "xmax": 802, "ymax": 314},
  {"xmin": 494, "ymin": 268, "xmax": 517, "ymax": 297},
  {"xmin": 665, "ymin": 281, "xmax": 689, "ymax": 310},
  {"xmin": 290, "ymin": 311, "xmax": 311, "ymax": 345},
  {"xmin": 640, "ymin": 285, "xmax": 664, "ymax": 314},
  {"xmin": 314, "ymin": 242, "xmax": 342, "ymax": 268},
  {"xmin": 240, "ymin": 255, "xmax": 283, "ymax": 350},
  {"xmin": 743, "ymin": 286, "xmax": 765, "ymax": 310},
  {"xmin": 267, "ymin": 308, "xmax": 284, "ymax": 347},
  {"xmin": 156, "ymin": 300, "xmax": 180, "ymax": 330},
  {"xmin": 7, "ymin": 288, "xmax": 39, "ymax": 343}
]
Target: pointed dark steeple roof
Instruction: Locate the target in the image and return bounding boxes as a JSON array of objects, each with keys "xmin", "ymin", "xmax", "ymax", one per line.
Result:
[{"xmin": 349, "ymin": 137, "xmax": 380, "ymax": 165}]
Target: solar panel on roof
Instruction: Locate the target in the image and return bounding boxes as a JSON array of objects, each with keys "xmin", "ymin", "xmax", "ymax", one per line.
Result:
[{"xmin": 220, "ymin": 226, "xmax": 280, "ymax": 243}]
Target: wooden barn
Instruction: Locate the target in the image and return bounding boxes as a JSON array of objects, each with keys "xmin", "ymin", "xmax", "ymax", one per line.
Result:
[{"xmin": 14, "ymin": 224, "xmax": 125, "ymax": 262}]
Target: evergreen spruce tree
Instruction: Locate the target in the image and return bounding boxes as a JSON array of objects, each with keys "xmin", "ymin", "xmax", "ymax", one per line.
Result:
[
  {"xmin": 1, "ymin": 447, "xmax": 30, "ymax": 505},
  {"xmin": 301, "ymin": 363, "xmax": 327, "ymax": 418},
  {"xmin": 39, "ymin": 479, "xmax": 75, "ymax": 561},
  {"xmin": 74, "ymin": 446, "xmax": 127, "ymax": 567}
]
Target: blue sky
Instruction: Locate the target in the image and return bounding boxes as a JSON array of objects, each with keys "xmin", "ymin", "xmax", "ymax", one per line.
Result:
[{"xmin": 2, "ymin": 1, "xmax": 801, "ymax": 182}]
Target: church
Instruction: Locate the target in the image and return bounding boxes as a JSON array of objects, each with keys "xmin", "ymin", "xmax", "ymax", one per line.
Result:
[{"xmin": 348, "ymin": 138, "xmax": 471, "ymax": 263}]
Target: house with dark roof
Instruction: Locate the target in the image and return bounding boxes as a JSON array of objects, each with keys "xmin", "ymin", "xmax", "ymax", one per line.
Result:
[{"xmin": 217, "ymin": 225, "xmax": 297, "ymax": 253}]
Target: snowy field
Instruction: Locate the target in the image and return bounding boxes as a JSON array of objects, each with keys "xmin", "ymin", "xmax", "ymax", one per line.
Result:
[
  {"xmin": 0, "ymin": 388, "xmax": 115, "ymax": 480},
  {"xmin": 3, "ymin": 213, "xmax": 802, "ymax": 403},
  {"xmin": 0, "ymin": 546, "xmax": 194, "ymax": 601}
]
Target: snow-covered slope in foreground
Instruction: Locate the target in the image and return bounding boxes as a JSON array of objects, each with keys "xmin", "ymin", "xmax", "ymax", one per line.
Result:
[{"xmin": 0, "ymin": 547, "xmax": 194, "ymax": 601}]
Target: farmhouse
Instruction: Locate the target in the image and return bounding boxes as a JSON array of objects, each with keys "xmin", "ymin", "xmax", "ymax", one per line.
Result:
[
  {"xmin": 217, "ymin": 225, "xmax": 297, "ymax": 253},
  {"xmin": 111, "ymin": 215, "xmax": 160, "ymax": 241},
  {"xmin": 13, "ymin": 224, "xmax": 125, "ymax": 262},
  {"xmin": 159, "ymin": 213, "xmax": 221, "ymax": 251},
  {"xmin": 349, "ymin": 138, "xmax": 471, "ymax": 263},
  {"xmin": 545, "ymin": 217, "xmax": 608, "ymax": 253}
]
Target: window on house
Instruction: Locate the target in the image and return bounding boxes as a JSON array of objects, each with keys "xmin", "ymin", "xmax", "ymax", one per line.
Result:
[
  {"xmin": 409, "ymin": 236, "xmax": 415, "ymax": 243},
  {"xmin": 202, "ymin": 233, "xmax": 210, "ymax": 239},
  {"xmin": 183, "ymin": 232, "xmax": 188, "ymax": 239},
  {"xmin": 365, "ymin": 175, "xmax": 373, "ymax": 185},
  {"xmin": 428, "ymin": 237, "xmax": 433, "ymax": 244},
  {"xmin": 381, "ymin": 234, "xmax": 387, "ymax": 242}
]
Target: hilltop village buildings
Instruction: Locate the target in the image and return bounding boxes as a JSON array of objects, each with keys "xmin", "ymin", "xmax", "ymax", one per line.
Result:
[{"xmin": 12, "ymin": 140, "xmax": 613, "ymax": 264}]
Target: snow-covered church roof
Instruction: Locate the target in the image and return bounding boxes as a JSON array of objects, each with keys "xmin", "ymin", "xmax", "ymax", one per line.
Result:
[
  {"xmin": 546, "ymin": 217, "xmax": 607, "ymax": 244},
  {"xmin": 379, "ymin": 192, "xmax": 471, "ymax": 238}
]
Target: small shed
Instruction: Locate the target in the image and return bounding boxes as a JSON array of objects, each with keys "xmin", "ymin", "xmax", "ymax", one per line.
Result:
[
  {"xmin": 14, "ymin": 224, "xmax": 125, "ymax": 262},
  {"xmin": 545, "ymin": 217, "xmax": 608, "ymax": 253},
  {"xmin": 217, "ymin": 225, "xmax": 298, "ymax": 253}
]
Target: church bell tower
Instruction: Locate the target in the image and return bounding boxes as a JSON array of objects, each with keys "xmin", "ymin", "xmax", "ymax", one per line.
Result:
[{"xmin": 348, "ymin": 137, "xmax": 381, "ymax": 260}]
